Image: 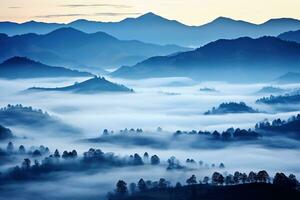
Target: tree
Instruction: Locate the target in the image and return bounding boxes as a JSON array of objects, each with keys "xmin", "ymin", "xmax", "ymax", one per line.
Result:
[
  {"xmin": 133, "ymin": 153, "xmax": 143, "ymax": 165},
  {"xmin": 288, "ymin": 174, "xmax": 299, "ymax": 187},
  {"xmin": 186, "ymin": 175, "xmax": 197, "ymax": 185},
  {"xmin": 219, "ymin": 163, "xmax": 225, "ymax": 169},
  {"xmin": 18, "ymin": 145, "xmax": 26, "ymax": 154},
  {"xmin": 274, "ymin": 173, "xmax": 299, "ymax": 188},
  {"xmin": 248, "ymin": 171, "xmax": 257, "ymax": 183},
  {"xmin": 22, "ymin": 158, "xmax": 31, "ymax": 169},
  {"xmin": 150, "ymin": 155, "xmax": 160, "ymax": 165},
  {"xmin": 6, "ymin": 141, "xmax": 14, "ymax": 152},
  {"xmin": 233, "ymin": 171, "xmax": 241, "ymax": 184},
  {"xmin": 138, "ymin": 178, "xmax": 147, "ymax": 192},
  {"xmin": 143, "ymin": 152, "xmax": 149, "ymax": 163},
  {"xmin": 54, "ymin": 149, "xmax": 60, "ymax": 158},
  {"xmin": 257, "ymin": 170, "xmax": 269, "ymax": 183},
  {"xmin": 212, "ymin": 172, "xmax": 224, "ymax": 185},
  {"xmin": 115, "ymin": 180, "xmax": 128, "ymax": 196},
  {"xmin": 225, "ymin": 174, "xmax": 234, "ymax": 185},
  {"xmin": 175, "ymin": 182, "xmax": 182, "ymax": 188},
  {"xmin": 129, "ymin": 183, "xmax": 136, "ymax": 194},
  {"xmin": 103, "ymin": 129, "xmax": 109, "ymax": 136},
  {"xmin": 158, "ymin": 178, "xmax": 168, "ymax": 189},
  {"xmin": 241, "ymin": 173, "xmax": 248, "ymax": 183},
  {"xmin": 32, "ymin": 149, "xmax": 42, "ymax": 157}
]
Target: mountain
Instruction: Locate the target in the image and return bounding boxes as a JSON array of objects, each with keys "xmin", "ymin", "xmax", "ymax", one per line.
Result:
[
  {"xmin": 1, "ymin": 13, "xmax": 300, "ymax": 46},
  {"xmin": 27, "ymin": 77, "xmax": 134, "ymax": 94},
  {"xmin": 0, "ymin": 27, "xmax": 189, "ymax": 69},
  {"xmin": 111, "ymin": 37, "xmax": 300, "ymax": 82},
  {"xmin": 0, "ymin": 56, "xmax": 93, "ymax": 79},
  {"xmin": 275, "ymin": 72, "xmax": 300, "ymax": 83},
  {"xmin": 278, "ymin": 29, "xmax": 300, "ymax": 43}
]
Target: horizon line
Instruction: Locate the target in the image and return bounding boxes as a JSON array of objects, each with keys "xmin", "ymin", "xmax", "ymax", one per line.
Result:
[{"xmin": 1, "ymin": 12, "xmax": 300, "ymax": 27}]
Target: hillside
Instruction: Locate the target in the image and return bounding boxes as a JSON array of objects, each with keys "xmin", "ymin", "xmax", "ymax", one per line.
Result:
[
  {"xmin": 0, "ymin": 27, "xmax": 189, "ymax": 69},
  {"xmin": 111, "ymin": 37, "xmax": 300, "ymax": 82},
  {"xmin": 278, "ymin": 29, "xmax": 300, "ymax": 43},
  {"xmin": 27, "ymin": 77, "xmax": 134, "ymax": 94},
  {"xmin": 204, "ymin": 102, "xmax": 259, "ymax": 115},
  {"xmin": 0, "ymin": 56, "xmax": 93, "ymax": 79}
]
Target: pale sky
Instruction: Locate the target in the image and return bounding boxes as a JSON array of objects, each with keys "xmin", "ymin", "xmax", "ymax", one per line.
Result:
[{"xmin": 1, "ymin": 0, "xmax": 300, "ymax": 25}]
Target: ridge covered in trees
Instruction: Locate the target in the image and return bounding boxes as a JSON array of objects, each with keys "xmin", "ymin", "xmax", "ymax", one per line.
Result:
[{"xmin": 204, "ymin": 102, "xmax": 259, "ymax": 115}]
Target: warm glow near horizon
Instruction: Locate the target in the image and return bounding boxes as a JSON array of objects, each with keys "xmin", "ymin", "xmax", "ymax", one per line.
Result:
[{"xmin": 1, "ymin": 0, "xmax": 300, "ymax": 25}]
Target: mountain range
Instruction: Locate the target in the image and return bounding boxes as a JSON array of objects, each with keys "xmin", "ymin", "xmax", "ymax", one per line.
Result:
[
  {"xmin": 0, "ymin": 27, "xmax": 188, "ymax": 70},
  {"xmin": 27, "ymin": 77, "xmax": 134, "ymax": 94},
  {"xmin": 111, "ymin": 37, "xmax": 300, "ymax": 82},
  {"xmin": 0, "ymin": 56, "xmax": 93, "ymax": 79},
  {"xmin": 1, "ymin": 13, "xmax": 300, "ymax": 46}
]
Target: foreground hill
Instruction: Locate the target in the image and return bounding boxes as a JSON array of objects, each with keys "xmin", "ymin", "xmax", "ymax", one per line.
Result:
[
  {"xmin": 0, "ymin": 56, "xmax": 93, "ymax": 79},
  {"xmin": 278, "ymin": 29, "xmax": 300, "ymax": 43},
  {"xmin": 27, "ymin": 77, "xmax": 134, "ymax": 94},
  {"xmin": 2, "ymin": 13, "xmax": 300, "ymax": 46},
  {"xmin": 0, "ymin": 27, "xmax": 189, "ymax": 69},
  {"xmin": 111, "ymin": 37, "xmax": 300, "ymax": 82},
  {"xmin": 114, "ymin": 183, "xmax": 300, "ymax": 200}
]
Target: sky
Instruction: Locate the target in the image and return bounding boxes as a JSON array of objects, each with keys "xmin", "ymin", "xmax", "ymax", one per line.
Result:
[{"xmin": 1, "ymin": 0, "xmax": 300, "ymax": 25}]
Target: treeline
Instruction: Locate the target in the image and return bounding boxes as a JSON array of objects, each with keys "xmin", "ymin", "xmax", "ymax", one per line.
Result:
[
  {"xmin": 0, "ymin": 143, "xmax": 162, "ymax": 183},
  {"xmin": 255, "ymin": 114, "xmax": 300, "ymax": 139},
  {"xmin": 174, "ymin": 128, "xmax": 261, "ymax": 141},
  {"xmin": 1, "ymin": 141, "xmax": 50, "ymax": 157},
  {"xmin": 256, "ymin": 93, "xmax": 300, "ymax": 104},
  {"xmin": 108, "ymin": 170, "xmax": 299, "ymax": 200}
]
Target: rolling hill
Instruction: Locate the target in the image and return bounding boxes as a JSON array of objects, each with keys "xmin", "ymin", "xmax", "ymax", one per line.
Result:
[
  {"xmin": 0, "ymin": 56, "xmax": 93, "ymax": 79},
  {"xmin": 111, "ymin": 37, "xmax": 300, "ymax": 82},
  {"xmin": 27, "ymin": 77, "xmax": 134, "ymax": 94}
]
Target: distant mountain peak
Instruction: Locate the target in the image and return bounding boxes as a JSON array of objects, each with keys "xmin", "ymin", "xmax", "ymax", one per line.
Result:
[
  {"xmin": 2, "ymin": 56, "xmax": 35, "ymax": 65},
  {"xmin": 134, "ymin": 12, "xmax": 168, "ymax": 22}
]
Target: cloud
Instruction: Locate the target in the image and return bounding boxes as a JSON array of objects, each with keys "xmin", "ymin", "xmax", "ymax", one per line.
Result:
[
  {"xmin": 61, "ymin": 4, "xmax": 132, "ymax": 9},
  {"xmin": 94, "ymin": 12, "xmax": 142, "ymax": 16},
  {"xmin": 35, "ymin": 14, "xmax": 87, "ymax": 18}
]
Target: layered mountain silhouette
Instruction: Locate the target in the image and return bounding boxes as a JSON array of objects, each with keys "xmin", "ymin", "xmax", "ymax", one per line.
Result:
[
  {"xmin": 1, "ymin": 13, "xmax": 300, "ymax": 46},
  {"xmin": 278, "ymin": 29, "xmax": 300, "ymax": 43},
  {"xmin": 0, "ymin": 27, "xmax": 189, "ymax": 69},
  {"xmin": 111, "ymin": 37, "xmax": 300, "ymax": 82},
  {"xmin": 0, "ymin": 56, "xmax": 93, "ymax": 79},
  {"xmin": 27, "ymin": 77, "xmax": 134, "ymax": 94}
]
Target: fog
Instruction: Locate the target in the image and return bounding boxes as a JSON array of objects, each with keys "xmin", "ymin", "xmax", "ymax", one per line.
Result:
[{"xmin": 1, "ymin": 76, "xmax": 300, "ymax": 200}]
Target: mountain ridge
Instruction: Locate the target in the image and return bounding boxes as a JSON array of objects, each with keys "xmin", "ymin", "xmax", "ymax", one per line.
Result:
[
  {"xmin": 1, "ymin": 13, "xmax": 300, "ymax": 46},
  {"xmin": 0, "ymin": 56, "xmax": 93, "ymax": 79},
  {"xmin": 111, "ymin": 36, "xmax": 300, "ymax": 82}
]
